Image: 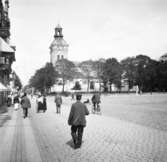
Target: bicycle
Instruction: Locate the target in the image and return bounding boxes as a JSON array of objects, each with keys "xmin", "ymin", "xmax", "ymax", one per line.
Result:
[{"xmin": 96, "ymin": 103, "xmax": 101, "ymax": 115}]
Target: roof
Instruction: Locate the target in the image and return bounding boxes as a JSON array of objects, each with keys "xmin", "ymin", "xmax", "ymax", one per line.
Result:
[
  {"xmin": 50, "ymin": 38, "xmax": 68, "ymax": 48},
  {"xmin": 0, "ymin": 82, "xmax": 10, "ymax": 91},
  {"xmin": 0, "ymin": 37, "xmax": 14, "ymax": 53}
]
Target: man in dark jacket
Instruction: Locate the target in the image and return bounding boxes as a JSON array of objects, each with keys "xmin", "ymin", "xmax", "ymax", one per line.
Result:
[
  {"xmin": 21, "ymin": 93, "xmax": 31, "ymax": 118},
  {"xmin": 68, "ymin": 93, "xmax": 89, "ymax": 149}
]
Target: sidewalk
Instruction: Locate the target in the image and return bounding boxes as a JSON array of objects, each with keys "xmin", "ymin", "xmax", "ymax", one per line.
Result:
[{"xmin": 0, "ymin": 97, "xmax": 166, "ymax": 162}]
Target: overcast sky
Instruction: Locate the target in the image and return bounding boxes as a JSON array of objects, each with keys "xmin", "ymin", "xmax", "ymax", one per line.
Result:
[{"xmin": 8, "ymin": 0, "xmax": 167, "ymax": 85}]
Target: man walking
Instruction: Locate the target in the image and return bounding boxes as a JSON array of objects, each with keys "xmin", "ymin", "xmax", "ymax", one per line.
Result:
[
  {"xmin": 54, "ymin": 93, "xmax": 62, "ymax": 113},
  {"xmin": 21, "ymin": 93, "xmax": 31, "ymax": 118},
  {"xmin": 68, "ymin": 93, "xmax": 89, "ymax": 149}
]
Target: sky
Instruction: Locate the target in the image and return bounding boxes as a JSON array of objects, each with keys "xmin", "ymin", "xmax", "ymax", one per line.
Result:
[{"xmin": 7, "ymin": 0, "xmax": 167, "ymax": 85}]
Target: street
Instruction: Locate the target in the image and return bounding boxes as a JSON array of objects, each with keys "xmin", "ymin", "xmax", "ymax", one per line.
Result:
[{"xmin": 0, "ymin": 93, "xmax": 167, "ymax": 162}]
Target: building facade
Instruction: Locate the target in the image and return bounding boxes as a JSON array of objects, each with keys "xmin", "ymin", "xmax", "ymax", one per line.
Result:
[
  {"xmin": 49, "ymin": 24, "xmax": 69, "ymax": 68},
  {"xmin": 0, "ymin": 0, "xmax": 15, "ymax": 106},
  {"xmin": 0, "ymin": 0, "xmax": 15, "ymax": 86}
]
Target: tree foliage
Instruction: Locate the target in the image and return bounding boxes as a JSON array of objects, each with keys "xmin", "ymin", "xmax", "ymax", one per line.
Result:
[
  {"xmin": 13, "ymin": 71, "xmax": 22, "ymax": 90},
  {"xmin": 56, "ymin": 59, "xmax": 76, "ymax": 92},
  {"xmin": 121, "ymin": 57, "xmax": 136, "ymax": 90},
  {"xmin": 29, "ymin": 63, "xmax": 58, "ymax": 93},
  {"xmin": 79, "ymin": 60, "xmax": 94, "ymax": 91},
  {"xmin": 102, "ymin": 58, "xmax": 122, "ymax": 92}
]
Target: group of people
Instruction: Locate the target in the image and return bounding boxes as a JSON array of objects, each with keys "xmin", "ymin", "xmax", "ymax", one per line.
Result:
[
  {"xmin": 35, "ymin": 93, "xmax": 63, "ymax": 114},
  {"xmin": 36, "ymin": 94, "xmax": 47, "ymax": 113},
  {"xmin": 7, "ymin": 91, "xmax": 101, "ymax": 149},
  {"xmin": 7, "ymin": 92, "xmax": 31, "ymax": 118}
]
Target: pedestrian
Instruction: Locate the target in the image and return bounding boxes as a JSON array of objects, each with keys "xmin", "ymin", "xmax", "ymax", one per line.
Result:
[
  {"xmin": 21, "ymin": 92, "xmax": 31, "ymax": 118},
  {"xmin": 71, "ymin": 92, "xmax": 75, "ymax": 100},
  {"xmin": 68, "ymin": 93, "xmax": 89, "ymax": 149},
  {"xmin": 91, "ymin": 93, "xmax": 96, "ymax": 113},
  {"xmin": 43, "ymin": 94, "xmax": 47, "ymax": 112},
  {"xmin": 13, "ymin": 94, "xmax": 20, "ymax": 110},
  {"xmin": 36, "ymin": 94, "xmax": 43, "ymax": 113},
  {"xmin": 91, "ymin": 92, "xmax": 101, "ymax": 114},
  {"xmin": 6, "ymin": 94, "xmax": 12, "ymax": 107},
  {"xmin": 54, "ymin": 93, "xmax": 62, "ymax": 114}
]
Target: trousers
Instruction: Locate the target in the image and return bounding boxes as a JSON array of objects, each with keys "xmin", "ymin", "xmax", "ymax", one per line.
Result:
[
  {"xmin": 71, "ymin": 125, "xmax": 84, "ymax": 147},
  {"xmin": 23, "ymin": 108, "xmax": 28, "ymax": 118}
]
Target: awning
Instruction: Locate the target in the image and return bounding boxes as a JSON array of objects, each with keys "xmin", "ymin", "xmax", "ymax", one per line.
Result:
[
  {"xmin": 0, "ymin": 37, "xmax": 14, "ymax": 53},
  {"xmin": 0, "ymin": 82, "xmax": 10, "ymax": 91}
]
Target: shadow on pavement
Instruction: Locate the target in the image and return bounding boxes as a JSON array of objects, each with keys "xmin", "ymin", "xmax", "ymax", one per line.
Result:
[
  {"xmin": 0, "ymin": 105, "xmax": 12, "ymax": 127},
  {"xmin": 0, "ymin": 115, "xmax": 11, "ymax": 127},
  {"xmin": 66, "ymin": 139, "xmax": 75, "ymax": 149}
]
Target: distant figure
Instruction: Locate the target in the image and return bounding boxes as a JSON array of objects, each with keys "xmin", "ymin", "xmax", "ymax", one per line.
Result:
[
  {"xmin": 54, "ymin": 94, "xmax": 62, "ymax": 113},
  {"xmin": 91, "ymin": 92, "xmax": 101, "ymax": 114},
  {"xmin": 21, "ymin": 93, "xmax": 31, "ymax": 118},
  {"xmin": 13, "ymin": 94, "xmax": 20, "ymax": 110},
  {"xmin": 6, "ymin": 95, "xmax": 12, "ymax": 107},
  {"xmin": 36, "ymin": 94, "xmax": 44, "ymax": 113},
  {"xmin": 68, "ymin": 93, "xmax": 89, "ymax": 149},
  {"xmin": 71, "ymin": 93, "xmax": 75, "ymax": 100},
  {"xmin": 43, "ymin": 94, "xmax": 47, "ymax": 112}
]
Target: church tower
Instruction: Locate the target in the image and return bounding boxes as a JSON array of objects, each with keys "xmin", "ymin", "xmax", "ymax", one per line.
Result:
[{"xmin": 50, "ymin": 24, "xmax": 69, "ymax": 67}]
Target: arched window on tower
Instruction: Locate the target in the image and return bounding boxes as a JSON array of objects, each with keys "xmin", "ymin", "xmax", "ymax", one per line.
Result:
[
  {"xmin": 57, "ymin": 55, "xmax": 60, "ymax": 60},
  {"xmin": 61, "ymin": 55, "xmax": 64, "ymax": 59}
]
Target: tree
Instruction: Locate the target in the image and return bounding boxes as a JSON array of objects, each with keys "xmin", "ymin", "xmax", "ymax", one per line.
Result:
[
  {"xmin": 13, "ymin": 71, "xmax": 22, "ymax": 90},
  {"xmin": 56, "ymin": 59, "xmax": 76, "ymax": 92},
  {"xmin": 102, "ymin": 58, "xmax": 122, "ymax": 92},
  {"xmin": 29, "ymin": 63, "xmax": 58, "ymax": 93},
  {"xmin": 143, "ymin": 59, "xmax": 159, "ymax": 92},
  {"xmin": 92, "ymin": 59, "xmax": 105, "ymax": 91},
  {"xmin": 121, "ymin": 57, "xmax": 136, "ymax": 91},
  {"xmin": 159, "ymin": 53, "xmax": 167, "ymax": 62},
  {"xmin": 157, "ymin": 60, "xmax": 167, "ymax": 91},
  {"xmin": 133, "ymin": 55, "xmax": 152, "ymax": 92},
  {"xmin": 79, "ymin": 60, "xmax": 94, "ymax": 92}
]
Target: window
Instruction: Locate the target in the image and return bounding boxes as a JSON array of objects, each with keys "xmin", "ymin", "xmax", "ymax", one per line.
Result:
[
  {"xmin": 57, "ymin": 55, "xmax": 60, "ymax": 60},
  {"xmin": 61, "ymin": 55, "xmax": 64, "ymax": 59},
  {"xmin": 0, "ymin": 57, "xmax": 5, "ymax": 64}
]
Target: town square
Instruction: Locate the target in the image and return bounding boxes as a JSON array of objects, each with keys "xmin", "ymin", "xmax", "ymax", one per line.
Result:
[{"xmin": 0, "ymin": 0, "xmax": 167, "ymax": 162}]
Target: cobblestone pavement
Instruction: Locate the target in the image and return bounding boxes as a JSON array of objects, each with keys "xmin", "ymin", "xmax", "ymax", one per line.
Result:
[
  {"xmin": 0, "ymin": 94, "xmax": 166, "ymax": 162},
  {"xmin": 97, "ymin": 93, "xmax": 167, "ymax": 131}
]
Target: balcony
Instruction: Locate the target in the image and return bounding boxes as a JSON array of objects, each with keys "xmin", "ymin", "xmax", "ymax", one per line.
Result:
[{"xmin": 0, "ymin": 28, "xmax": 10, "ymax": 39}]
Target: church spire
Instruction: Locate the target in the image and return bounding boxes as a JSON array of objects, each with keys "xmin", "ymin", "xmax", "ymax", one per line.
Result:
[{"xmin": 54, "ymin": 24, "xmax": 63, "ymax": 38}]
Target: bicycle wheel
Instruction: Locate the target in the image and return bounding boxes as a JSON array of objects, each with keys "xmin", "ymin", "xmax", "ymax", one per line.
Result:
[{"xmin": 97, "ymin": 105, "xmax": 101, "ymax": 115}]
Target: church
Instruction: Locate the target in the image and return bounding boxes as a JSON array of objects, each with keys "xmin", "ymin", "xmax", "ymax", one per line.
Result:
[
  {"xmin": 49, "ymin": 24, "xmax": 98, "ymax": 92},
  {"xmin": 50, "ymin": 24, "xmax": 69, "ymax": 67},
  {"xmin": 49, "ymin": 25, "xmax": 131, "ymax": 92}
]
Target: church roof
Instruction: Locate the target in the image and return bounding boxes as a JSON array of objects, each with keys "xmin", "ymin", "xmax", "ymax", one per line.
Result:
[
  {"xmin": 0, "ymin": 37, "xmax": 14, "ymax": 53},
  {"xmin": 50, "ymin": 38, "xmax": 68, "ymax": 48}
]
